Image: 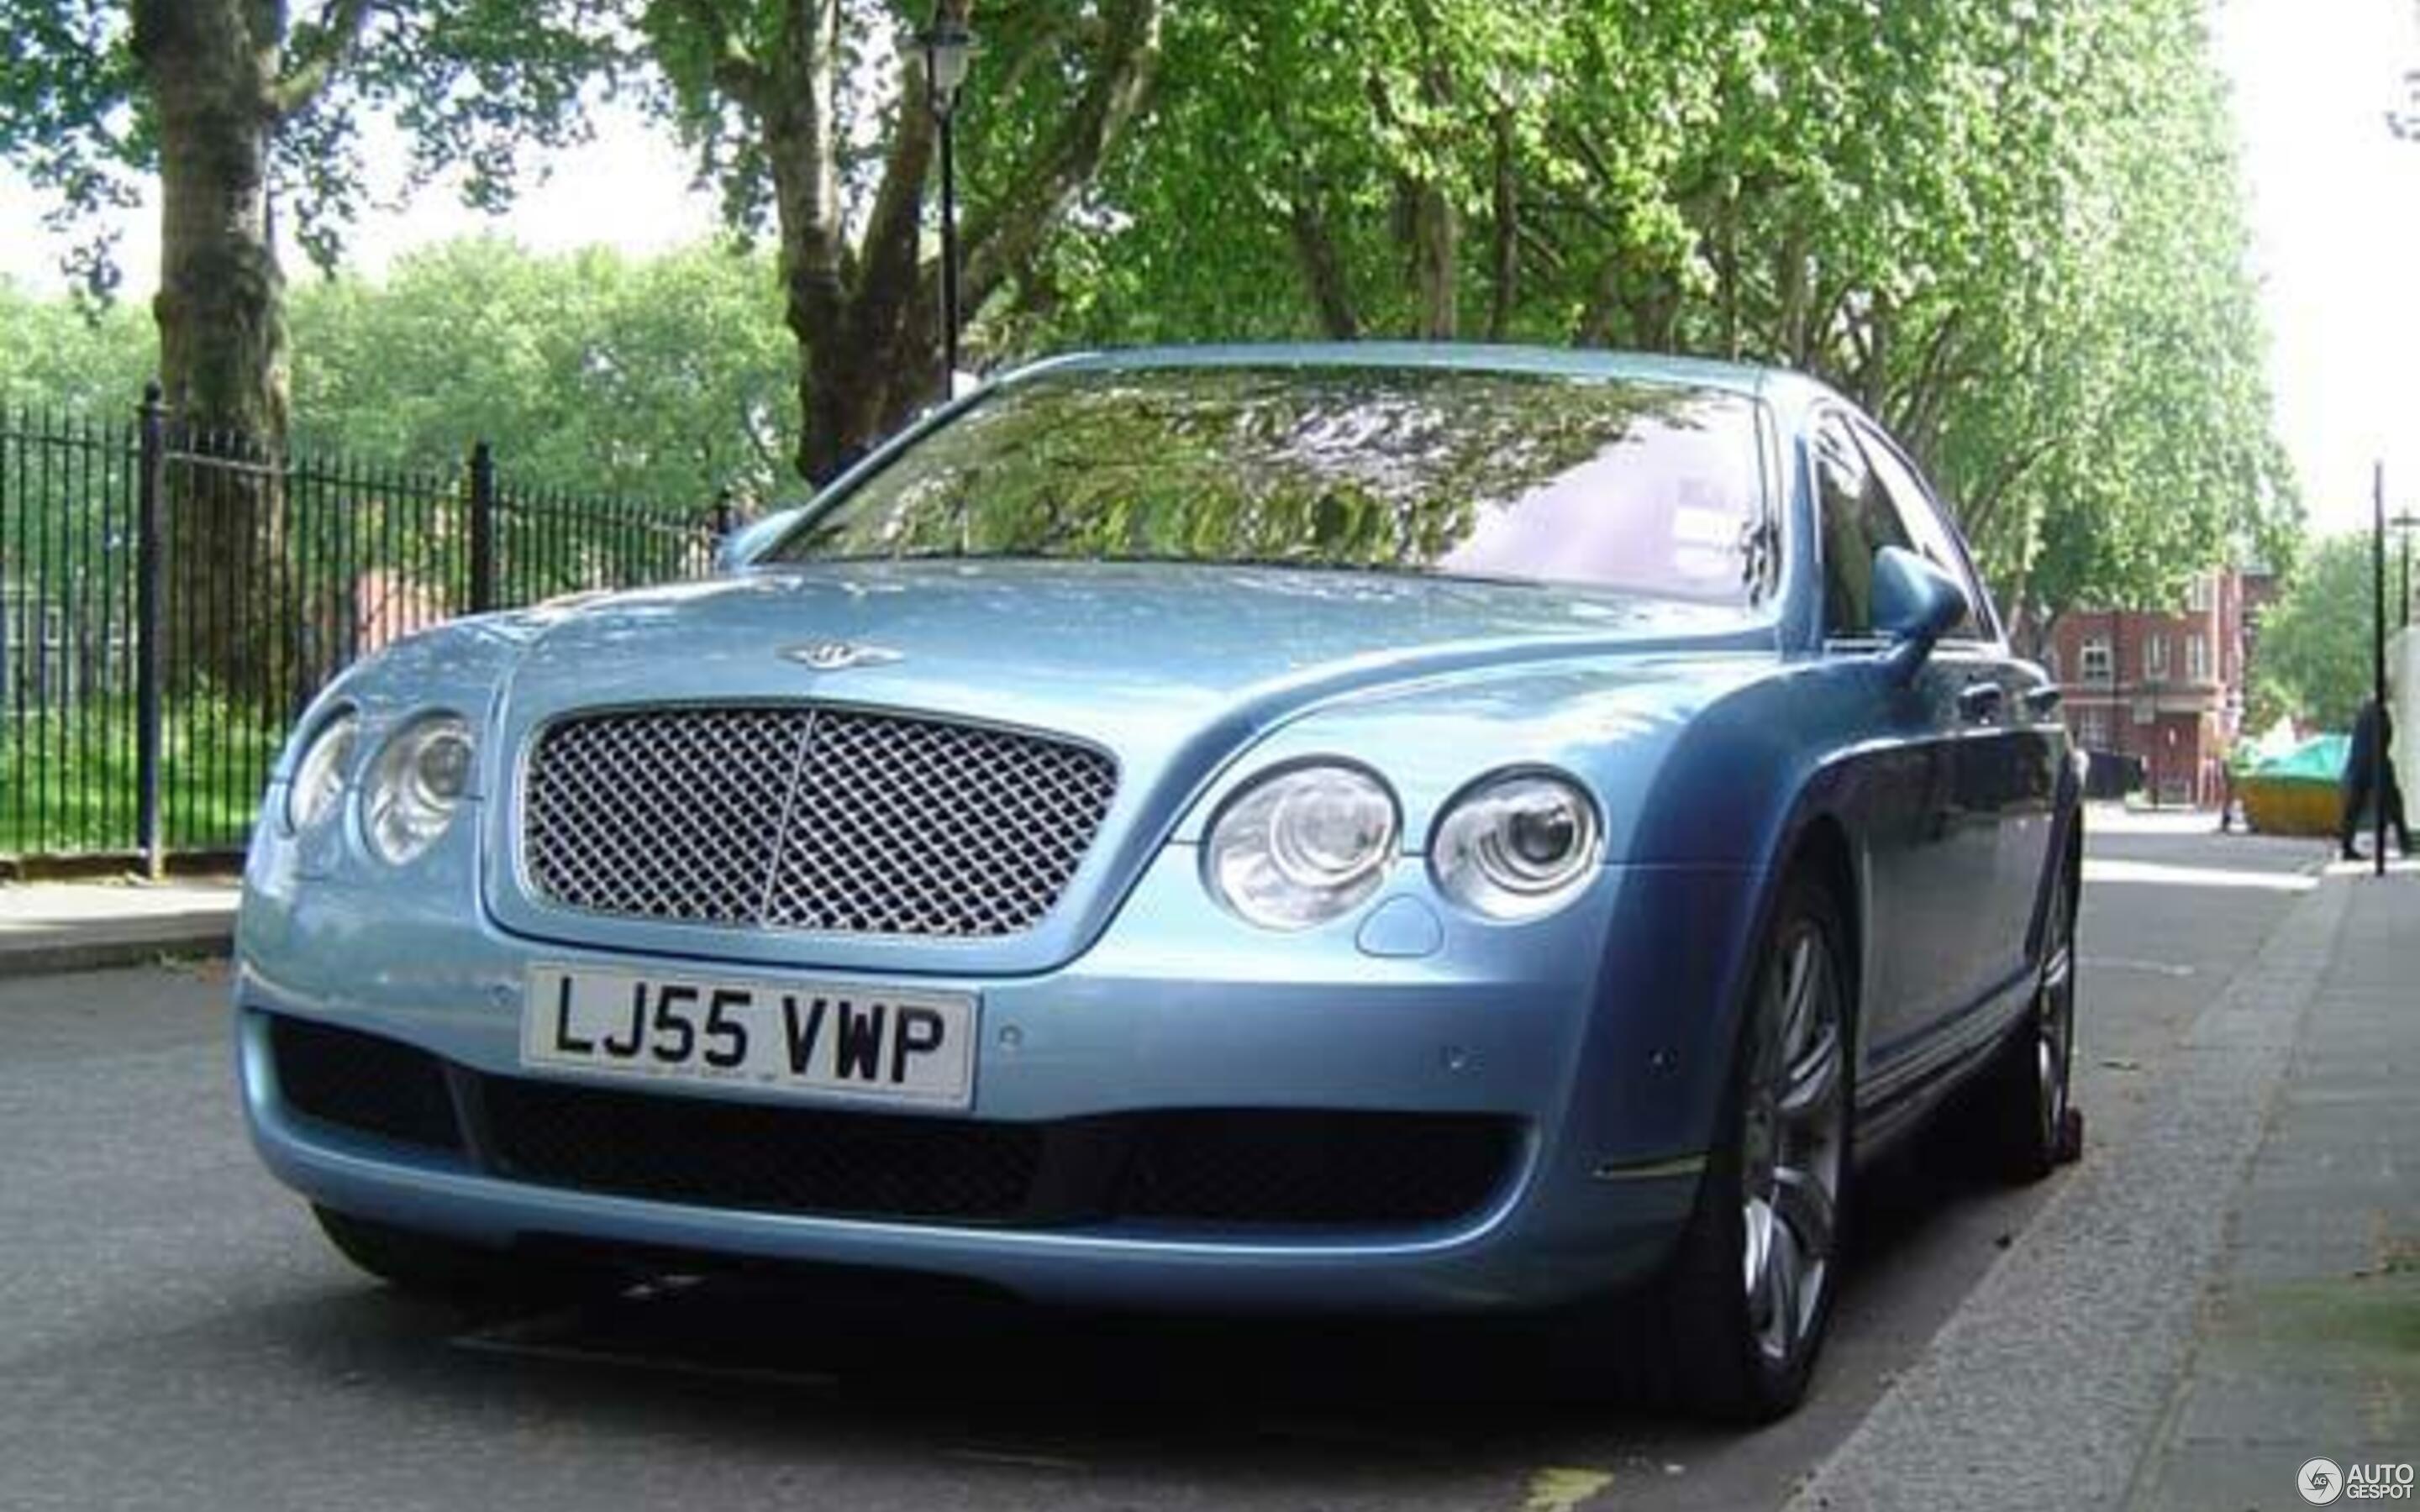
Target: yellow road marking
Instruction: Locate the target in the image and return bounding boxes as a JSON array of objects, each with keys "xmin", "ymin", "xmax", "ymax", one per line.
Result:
[{"xmin": 1522, "ymin": 1466, "xmax": 1614, "ymax": 1512}]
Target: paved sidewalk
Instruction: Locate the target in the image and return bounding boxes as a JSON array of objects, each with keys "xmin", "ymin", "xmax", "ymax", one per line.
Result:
[
  {"xmin": 0, "ymin": 877, "xmax": 239, "ymax": 976},
  {"xmin": 1791, "ymin": 858, "xmax": 2417, "ymax": 1512},
  {"xmin": 2128, "ymin": 859, "xmax": 2420, "ymax": 1510}
]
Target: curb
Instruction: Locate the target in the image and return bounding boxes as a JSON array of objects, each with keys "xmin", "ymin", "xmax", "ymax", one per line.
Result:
[
  {"xmin": 1785, "ymin": 864, "xmax": 2351, "ymax": 1511},
  {"xmin": 0, "ymin": 914, "xmax": 236, "ymax": 979}
]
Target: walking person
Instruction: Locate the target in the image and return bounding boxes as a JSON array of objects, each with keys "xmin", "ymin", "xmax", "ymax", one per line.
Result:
[
  {"xmin": 2218, "ymin": 736, "xmax": 2257, "ymax": 833},
  {"xmin": 2338, "ymin": 695, "xmax": 2413, "ymax": 860}
]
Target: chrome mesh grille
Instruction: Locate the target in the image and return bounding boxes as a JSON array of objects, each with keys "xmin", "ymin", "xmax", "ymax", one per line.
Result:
[{"xmin": 521, "ymin": 706, "xmax": 1118, "ymax": 937}]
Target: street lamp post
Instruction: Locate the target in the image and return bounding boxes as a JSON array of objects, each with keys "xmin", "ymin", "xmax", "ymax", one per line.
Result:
[
  {"xmin": 2373, "ymin": 464, "xmax": 2388, "ymax": 876},
  {"xmin": 917, "ymin": 21, "xmax": 976, "ymax": 396}
]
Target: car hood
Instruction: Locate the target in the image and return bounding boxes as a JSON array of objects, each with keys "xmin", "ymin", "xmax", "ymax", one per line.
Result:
[
  {"xmin": 476, "ymin": 559, "xmax": 1775, "ymax": 973},
  {"xmin": 501, "ymin": 558, "xmax": 1754, "ymax": 725}
]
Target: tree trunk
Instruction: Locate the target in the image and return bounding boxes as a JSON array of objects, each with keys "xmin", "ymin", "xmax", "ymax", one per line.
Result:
[
  {"xmin": 1287, "ymin": 192, "xmax": 1363, "ymax": 339},
  {"xmin": 1487, "ymin": 107, "xmax": 1516, "ymax": 343},
  {"xmin": 1576, "ymin": 256, "xmax": 1622, "ymax": 347},
  {"xmin": 760, "ymin": 0, "xmax": 1159, "ymax": 486},
  {"xmin": 759, "ymin": 0, "xmax": 855, "ymax": 483},
  {"xmin": 144, "ymin": 16, "xmax": 288, "ymax": 442},
  {"xmin": 1408, "ymin": 181, "xmax": 1458, "ymax": 339},
  {"xmin": 1392, "ymin": 0, "xmax": 1456, "ymax": 340},
  {"xmin": 134, "ymin": 0, "xmax": 291, "ymax": 696}
]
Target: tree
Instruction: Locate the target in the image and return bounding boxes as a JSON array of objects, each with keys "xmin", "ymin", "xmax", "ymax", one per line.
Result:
[
  {"xmin": 4, "ymin": 239, "xmax": 800, "ymax": 511},
  {"xmin": 2, "ymin": 0, "xmax": 616, "ymax": 685},
  {"xmin": 636, "ymin": 0, "xmax": 1163, "ymax": 482},
  {"xmin": 2251, "ymin": 534, "xmax": 2382, "ymax": 732},
  {"xmin": 0, "ymin": 279, "xmax": 155, "ymax": 412},
  {"xmin": 7, "ymin": 0, "xmax": 2299, "ymax": 612},
  {"xmin": 1970, "ymin": 0, "xmax": 2300, "ymax": 643},
  {"xmin": 292, "ymin": 238, "xmax": 798, "ymax": 508},
  {"xmin": 1031, "ymin": 0, "xmax": 2296, "ymax": 623},
  {"xmin": 2, "ymin": 2, "xmax": 616, "ymax": 442}
]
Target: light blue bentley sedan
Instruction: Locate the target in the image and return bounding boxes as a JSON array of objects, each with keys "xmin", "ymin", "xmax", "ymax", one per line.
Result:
[{"xmin": 235, "ymin": 344, "xmax": 2081, "ymax": 1420}]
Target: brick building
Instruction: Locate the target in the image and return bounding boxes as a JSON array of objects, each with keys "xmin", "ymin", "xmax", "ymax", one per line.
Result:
[{"xmin": 2041, "ymin": 568, "xmax": 2272, "ymax": 807}]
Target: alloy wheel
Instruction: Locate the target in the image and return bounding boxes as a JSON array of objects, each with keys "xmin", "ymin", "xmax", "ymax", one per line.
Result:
[
  {"xmin": 2034, "ymin": 872, "xmax": 2076, "ymax": 1152},
  {"xmin": 1739, "ymin": 921, "xmax": 1846, "ymax": 1366}
]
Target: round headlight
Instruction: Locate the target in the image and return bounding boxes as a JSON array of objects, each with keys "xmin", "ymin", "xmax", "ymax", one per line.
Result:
[
  {"xmin": 1431, "ymin": 772, "xmax": 1601, "ymax": 920},
  {"xmin": 284, "ymin": 710, "xmax": 359, "ymax": 834},
  {"xmin": 363, "ymin": 715, "xmax": 475, "ymax": 864},
  {"xmin": 1206, "ymin": 764, "xmax": 1398, "ymax": 930}
]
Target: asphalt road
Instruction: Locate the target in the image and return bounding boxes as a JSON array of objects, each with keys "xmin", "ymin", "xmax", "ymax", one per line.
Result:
[{"xmin": 0, "ymin": 815, "xmax": 2328, "ymax": 1512}]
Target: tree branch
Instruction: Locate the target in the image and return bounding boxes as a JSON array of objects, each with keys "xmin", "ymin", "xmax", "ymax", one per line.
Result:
[
  {"xmin": 1842, "ymin": 291, "xmax": 1892, "ymax": 410},
  {"xmin": 1550, "ymin": 121, "xmax": 1620, "ymax": 194},
  {"xmin": 661, "ymin": 0, "xmax": 772, "ymax": 110},
  {"xmin": 1882, "ymin": 307, "xmax": 1966, "ymax": 441},
  {"xmin": 958, "ymin": 0, "xmax": 1162, "ymax": 314},
  {"xmin": 848, "ymin": 37, "xmax": 941, "ymax": 355},
  {"xmin": 267, "ymin": 0, "xmax": 380, "ymax": 119},
  {"xmin": 1961, "ymin": 432, "xmax": 2064, "ymax": 539},
  {"xmin": 767, "ymin": 0, "xmax": 849, "ymax": 309}
]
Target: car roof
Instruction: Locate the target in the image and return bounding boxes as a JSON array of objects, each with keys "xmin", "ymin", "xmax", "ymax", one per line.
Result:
[{"xmin": 992, "ymin": 343, "xmax": 1843, "ymax": 412}]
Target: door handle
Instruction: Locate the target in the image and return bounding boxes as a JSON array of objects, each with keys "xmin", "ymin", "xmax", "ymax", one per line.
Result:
[
  {"xmin": 2022, "ymin": 685, "xmax": 2063, "ymax": 720},
  {"xmin": 1957, "ymin": 681, "xmax": 2006, "ymax": 724}
]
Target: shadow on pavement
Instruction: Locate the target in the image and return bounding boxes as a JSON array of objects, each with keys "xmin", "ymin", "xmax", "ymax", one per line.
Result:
[{"xmin": 276, "ymin": 1137, "xmax": 2033, "ymax": 1487}]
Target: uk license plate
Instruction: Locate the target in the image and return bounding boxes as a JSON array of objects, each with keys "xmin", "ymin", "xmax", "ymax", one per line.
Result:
[{"xmin": 521, "ymin": 964, "xmax": 977, "ymax": 1110}]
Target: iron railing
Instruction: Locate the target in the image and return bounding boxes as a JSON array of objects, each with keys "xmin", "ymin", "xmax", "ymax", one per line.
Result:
[{"xmin": 1, "ymin": 386, "xmax": 728, "ymax": 873}]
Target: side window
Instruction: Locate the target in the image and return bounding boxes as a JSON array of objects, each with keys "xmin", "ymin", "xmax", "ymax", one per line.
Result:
[
  {"xmin": 1855, "ymin": 424, "xmax": 1988, "ymax": 641},
  {"xmin": 1814, "ymin": 416, "xmax": 1909, "ymax": 637}
]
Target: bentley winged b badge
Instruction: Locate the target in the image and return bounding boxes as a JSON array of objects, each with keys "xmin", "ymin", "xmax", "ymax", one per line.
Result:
[{"xmin": 781, "ymin": 641, "xmax": 903, "ymax": 672}]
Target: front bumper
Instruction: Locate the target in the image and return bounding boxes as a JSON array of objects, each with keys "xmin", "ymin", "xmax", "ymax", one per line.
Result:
[{"xmin": 238, "ymin": 839, "xmax": 1760, "ymax": 1312}]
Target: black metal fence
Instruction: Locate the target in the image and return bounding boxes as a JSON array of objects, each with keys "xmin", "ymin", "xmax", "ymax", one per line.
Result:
[{"xmin": 2, "ymin": 386, "xmax": 724, "ymax": 873}]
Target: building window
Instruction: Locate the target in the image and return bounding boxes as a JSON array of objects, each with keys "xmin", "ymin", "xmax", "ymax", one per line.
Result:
[
  {"xmin": 2075, "ymin": 709, "xmax": 2110, "ymax": 749},
  {"xmin": 2144, "ymin": 634, "xmax": 2170, "ymax": 680},
  {"xmin": 2186, "ymin": 633, "xmax": 2209, "ymax": 683},
  {"xmin": 2186, "ymin": 575, "xmax": 2215, "ymax": 613},
  {"xmin": 2081, "ymin": 637, "xmax": 2113, "ymax": 683}
]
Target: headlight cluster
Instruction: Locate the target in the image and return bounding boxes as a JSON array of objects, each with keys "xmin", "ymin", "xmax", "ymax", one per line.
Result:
[
  {"xmin": 1205, "ymin": 763, "xmax": 1600, "ymax": 928},
  {"xmin": 363, "ymin": 716, "xmax": 475, "ymax": 864},
  {"xmin": 285, "ymin": 711, "xmax": 358, "ymax": 833},
  {"xmin": 1429, "ymin": 773, "xmax": 1600, "ymax": 919},
  {"xmin": 281, "ymin": 707, "xmax": 474, "ymax": 864},
  {"xmin": 1206, "ymin": 764, "xmax": 1397, "ymax": 930}
]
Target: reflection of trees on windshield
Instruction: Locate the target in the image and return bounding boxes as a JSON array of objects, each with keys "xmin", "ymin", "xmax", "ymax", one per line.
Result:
[{"xmin": 771, "ymin": 368, "xmax": 1766, "ymax": 604}]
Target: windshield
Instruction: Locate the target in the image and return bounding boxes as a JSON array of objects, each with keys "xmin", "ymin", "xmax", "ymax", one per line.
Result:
[{"xmin": 766, "ymin": 366, "xmax": 1774, "ymax": 606}]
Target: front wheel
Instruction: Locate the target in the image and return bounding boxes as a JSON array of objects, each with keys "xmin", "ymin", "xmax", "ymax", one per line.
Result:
[
  {"xmin": 1609, "ymin": 874, "xmax": 1854, "ymax": 1421},
  {"xmin": 1970, "ymin": 858, "xmax": 2081, "ymax": 1182}
]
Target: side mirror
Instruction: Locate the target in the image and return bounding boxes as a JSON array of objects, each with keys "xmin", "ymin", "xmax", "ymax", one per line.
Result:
[
  {"xmin": 713, "ymin": 505, "xmax": 808, "ymax": 575},
  {"xmin": 1870, "ymin": 544, "xmax": 1968, "ymax": 683}
]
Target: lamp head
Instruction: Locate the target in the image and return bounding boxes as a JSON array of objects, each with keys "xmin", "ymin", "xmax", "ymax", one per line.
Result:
[{"xmin": 918, "ymin": 22, "xmax": 977, "ymax": 118}]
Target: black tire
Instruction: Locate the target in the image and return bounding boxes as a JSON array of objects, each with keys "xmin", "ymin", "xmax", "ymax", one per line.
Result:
[
  {"xmin": 1969, "ymin": 855, "xmax": 2081, "ymax": 1183},
  {"xmin": 312, "ymin": 1205, "xmax": 626, "ymax": 1305},
  {"xmin": 1607, "ymin": 873, "xmax": 1856, "ymax": 1422}
]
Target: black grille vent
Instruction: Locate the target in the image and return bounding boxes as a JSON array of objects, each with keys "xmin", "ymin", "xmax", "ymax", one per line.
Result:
[
  {"xmin": 270, "ymin": 1016, "xmax": 461, "ymax": 1154},
  {"xmin": 481, "ymin": 1076, "xmax": 1046, "ymax": 1222},
  {"xmin": 264, "ymin": 1017, "xmax": 1521, "ymax": 1234},
  {"xmin": 1116, "ymin": 1110, "xmax": 1521, "ymax": 1226}
]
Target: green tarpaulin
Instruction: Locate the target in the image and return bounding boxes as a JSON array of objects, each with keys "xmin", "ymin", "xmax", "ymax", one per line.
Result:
[{"xmin": 2249, "ymin": 734, "xmax": 2349, "ymax": 785}]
